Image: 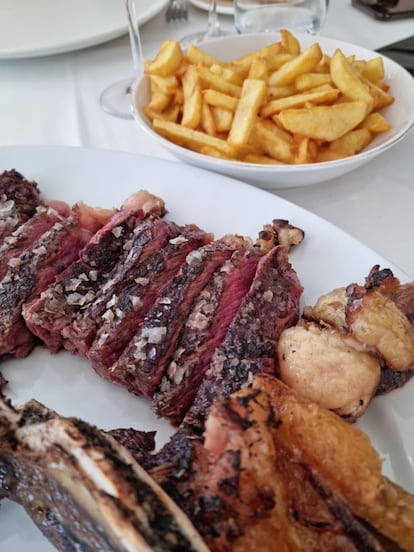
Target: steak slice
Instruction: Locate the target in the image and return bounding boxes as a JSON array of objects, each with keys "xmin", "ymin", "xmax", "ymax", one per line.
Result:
[
  {"xmin": 61, "ymin": 216, "xmax": 188, "ymax": 356},
  {"xmin": 0, "ymin": 396, "xmax": 209, "ymax": 552},
  {"xmin": 153, "ymin": 246, "xmax": 262, "ymax": 426},
  {"xmin": 0, "ymin": 169, "xmax": 42, "ymax": 245},
  {"xmin": 88, "ymin": 225, "xmax": 211, "ymax": 376},
  {"xmin": 108, "ymin": 238, "xmax": 242, "ymax": 398},
  {"xmin": 0, "ymin": 204, "xmax": 71, "ymax": 281},
  {"xmin": 24, "ymin": 191, "xmax": 167, "ymax": 355},
  {"xmin": 185, "ymin": 244, "xmax": 303, "ymax": 432},
  {"xmin": 0, "ymin": 203, "xmax": 110, "ymax": 359},
  {"xmin": 23, "ymin": 210, "xmax": 145, "ymax": 354}
]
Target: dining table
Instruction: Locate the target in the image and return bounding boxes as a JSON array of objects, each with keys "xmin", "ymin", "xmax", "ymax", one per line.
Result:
[
  {"xmin": 0, "ymin": 0, "xmax": 413, "ymax": 278},
  {"xmin": 0, "ymin": 1, "xmax": 414, "ymax": 550}
]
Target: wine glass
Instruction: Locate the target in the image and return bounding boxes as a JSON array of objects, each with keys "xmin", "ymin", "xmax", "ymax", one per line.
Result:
[
  {"xmin": 178, "ymin": 0, "xmax": 228, "ymax": 50},
  {"xmin": 100, "ymin": 0, "xmax": 143, "ymax": 120}
]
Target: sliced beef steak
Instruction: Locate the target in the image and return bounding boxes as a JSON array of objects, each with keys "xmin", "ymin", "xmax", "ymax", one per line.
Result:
[
  {"xmin": 184, "ymin": 244, "xmax": 303, "ymax": 432},
  {"xmin": 153, "ymin": 246, "xmax": 262, "ymax": 426},
  {"xmin": 0, "ymin": 204, "xmax": 71, "ymax": 281},
  {"xmin": 61, "ymin": 216, "xmax": 191, "ymax": 356},
  {"xmin": 0, "ymin": 203, "xmax": 110, "ymax": 359},
  {"xmin": 0, "ymin": 169, "xmax": 43, "ymax": 245},
  {"xmin": 107, "ymin": 238, "xmax": 244, "ymax": 398},
  {"xmin": 23, "ymin": 209, "xmax": 145, "ymax": 354},
  {"xmin": 24, "ymin": 191, "xmax": 167, "ymax": 355},
  {"xmin": 88, "ymin": 224, "xmax": 211, "ymax": 376}
]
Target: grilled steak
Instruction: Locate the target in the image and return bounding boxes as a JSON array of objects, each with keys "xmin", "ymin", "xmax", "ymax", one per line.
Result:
[
  {"xmin": 0, "ymin": 203, "xmax": 111, "ymax": 359},
  {"xmin": 0, "ymin": 204, "xmax": 71, "ymax": 281},
  {"xmin": 23, "ymin": 188, "xmax": 166, "ymax": 355},
  {"xmin": 108, "ymin": 237, "xmax": 245, "ymax": 398},
  {"xmin": 88, "ymin": 224, "xmax": 211, "ymax": 377},
  {"xmin": 0, "ymin": 395, "xmax": 209, "ymax": 552},
  {"xmin": 153, "ymin": 246, "xmax": 262, "ymax": 426},
  {"xmin": 185, "ymin": 244, "xmax": 303, "ymax": 432},
  {"xmin": 60, "ymin": 216, "xmax": 191, "ymax": 357},
  {"xmin": 0, "ymin": 169, "xmax": 43, "ymax": 245}
]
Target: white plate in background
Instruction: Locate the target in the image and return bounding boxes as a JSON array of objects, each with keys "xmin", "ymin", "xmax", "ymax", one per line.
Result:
[
  {"xmin": 0, "ymin": 145, "xmax": 412, "ymax": 551},
  {"xmin": 190, "ymin": 0, "xmax": 234, "ymax": 15},
  {"xmin": 0, "ymin": 0, "xmax": 168, "ymax": 59}
]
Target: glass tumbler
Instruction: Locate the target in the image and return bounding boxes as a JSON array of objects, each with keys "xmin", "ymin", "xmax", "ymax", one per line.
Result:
[{"xmin": 234, "ymin": 0, "xmax": 327, "ymax": 35}]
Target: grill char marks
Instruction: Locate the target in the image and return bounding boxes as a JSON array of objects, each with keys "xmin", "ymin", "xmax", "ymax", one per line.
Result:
[
  {"xmin": 61, "ymin": 216, "xmax": 185, "ymax": 356},
  {"xmin": 185, "ymin": 245, "xmax": 303, "ymax": 432},
  {"xmin": 0, "ymin": 396, "xmax": 209, "ymax": 552},
  {"xmin": 0, "ymin": 170, "xmax": 42, "ymax": 245},
  {"xmin": 23, "ymin": 209, "xmax": 145, "ymax": 354},
  {"xmin": 108, "ymin": 238, "xmax": 242, "ymax": 398},
  {"xmin": 88, "ymin": 225, "xmax": 211, "ymax": 377},
  {"xmin": 154, "ymin": 246, "xmax": 262, "ymax": 426}
]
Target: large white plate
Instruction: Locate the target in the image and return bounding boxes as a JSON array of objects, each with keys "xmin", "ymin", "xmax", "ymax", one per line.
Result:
[
  {"xmin": 0, "ymin": 145, "xmax": 413, "ymax": 550},
  {"xmin": 0, "ymin": 0, "xmax": 168, "ymax": 60},
  {"xmin": 190, "ymin": 0, "xmax": 234, "ymax": 15}
]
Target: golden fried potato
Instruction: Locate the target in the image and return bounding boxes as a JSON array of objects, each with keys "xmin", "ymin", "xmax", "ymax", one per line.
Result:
[{"xmin": 143, "ymin": 31, "xmax": 394, "ymax": 165}]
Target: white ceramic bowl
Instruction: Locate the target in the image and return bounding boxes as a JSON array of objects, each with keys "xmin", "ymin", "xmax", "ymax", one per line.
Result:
[{"xmin": 133, "ymin": 33, "xmax": 414, "ymax": 191}]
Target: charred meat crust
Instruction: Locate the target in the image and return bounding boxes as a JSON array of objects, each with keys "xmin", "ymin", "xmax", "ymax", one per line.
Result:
[
  {"xmin": 185, "ymin": 245, "xmax": 303, "ymax": 432},
  {"xmin": 23, "ymin": 209, "xmax": 145, "ymax": 354},
  {"xmin": 108, "ymin": 239, "xmax": 239, "ymax": 398},
  {"xmin": 0, "ymin": 397, "xmax": 209, "ymax": 551},
  {"xmin": 153, "ymin": 248, "xmax": 261, "ymax": 426},
  {"xmin": 88, "ymin": 224, "xmax": 211, "ymax": 376}
]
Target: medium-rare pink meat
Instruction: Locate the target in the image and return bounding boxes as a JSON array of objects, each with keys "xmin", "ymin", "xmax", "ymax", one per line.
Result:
[
  {"xmin": 107, "ymin": 237, "xmax": 244, "ymax": 398},
  {"xmin": 24, "ymin": 191, "xmax": 167, "ymax": 354},
  {"xmin": 0, "ymin": 203, "xmax": 111, "ymax": 359},
  {"xmin": 88, "ymin": 224, "xmax": 211, "ymax": 375},
  {"xmin": 0, "ymin": 204, "xmax": 71, "ymax": 281},
  {"xmin": 60, "ymin": 216, "xmax": 189, "ymax": 356},
  {"xmin": 184, "ymin": 244, "xmax": 303, "ymax": 432},
  {"xmin": 153, "ymin": 246, "xmax": 262, "ymax": 426},
  {"xmin": 0, "ymin": 169, "xmax": 42, "ymax": 245}
]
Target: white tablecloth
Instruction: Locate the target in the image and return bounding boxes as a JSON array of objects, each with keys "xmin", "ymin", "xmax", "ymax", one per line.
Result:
[{"xmin": 1, "ymin": 0, "xmax": 414, "ymax": 276}]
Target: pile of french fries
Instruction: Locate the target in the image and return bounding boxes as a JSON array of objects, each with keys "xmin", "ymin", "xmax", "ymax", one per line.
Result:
[{"xmin": 142, "ymin": 30, "xmax": 395, "ymax": 165}]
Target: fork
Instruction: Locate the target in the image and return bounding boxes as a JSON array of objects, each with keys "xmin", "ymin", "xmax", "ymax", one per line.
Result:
[{"xmin": 165, "ymin": 0, "xmax": 188, "ymax": 21}]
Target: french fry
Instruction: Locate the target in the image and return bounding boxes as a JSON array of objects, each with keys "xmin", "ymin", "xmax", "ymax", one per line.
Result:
[
  {"xmin": 144, "ymin": 40, "xmax": 183, "ymax": 77},
  {"xmin": 197, "ymin": 64, "xmax": 243, "ymax": 98},
  {"xmin": 203, "ymin": 89, "xmax": 239, "ymax": 112},
  {"xmin": 200, "ymin": 99, "xmax": 216, "ymax": 136},
  {"xmin": 363, "ymin": 56, "xmax": 385, "ymax": 82},
  {"xmin": 181, "ymin": 65, "xmax": 202, "ymax": 129},
  {"xmin": 153, "ymin": 119, "xmax": 237, "ymax": 157},
  {"xmin": 250, "ymin": 120, "xmax": 294, "ymax": 163},
  {"xmin": 280, "ymin": 29, "xmax": 301, "ymax": 55},
  {"xmin": 260, "ymin": 84, "xmax": 340, "ymax": 118},
  {"xmin": 185, "ymin": 43, "xmax": 221, "ymax": 67},
  {"xmin": 278, "ymin": 101, "xmax": 368, "ymax": 141},
  {"xmin": 228, "ymin": 79, "xmax": 267, "ymax": 148},
  {"xmin": 330, "ymin": 49, "xmax": 375, "ymax": 114},
  {"xmin": 143, "ymin": 31, "xmax": 394, "ymax": 165},
  {"xmin": 328, "ymin": 128, "xmax": 373, "ymax": 156},
  {"xmin": 295, "ymin": 72, "xmax": 333, "ymax": 91},
  {"xmin": 359, "ymin": 112, "xmax": 391, "ymax": 133},
  {"xmin": 268, "ymin": 43, "xmax": 323, "ymax": 86},
  {"xmin": 212, "ymin": 106, "xmax": 234, "ymax": 133}
]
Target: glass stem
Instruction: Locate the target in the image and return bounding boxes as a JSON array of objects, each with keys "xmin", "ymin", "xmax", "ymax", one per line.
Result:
[
  {"xmin": 125, "ymin": 0, "xmax": 144, "ymax": 73},
  {"xmin": 206, "ymin": 0, "xmax": 221, "ymax": 37}
]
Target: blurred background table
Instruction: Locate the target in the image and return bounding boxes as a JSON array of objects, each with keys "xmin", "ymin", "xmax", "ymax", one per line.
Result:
[{"xmin": 0, "ymin": 0, "xmax": 413, "ymax": 276}]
